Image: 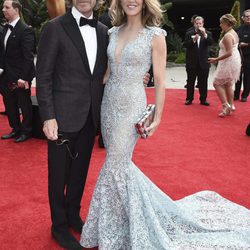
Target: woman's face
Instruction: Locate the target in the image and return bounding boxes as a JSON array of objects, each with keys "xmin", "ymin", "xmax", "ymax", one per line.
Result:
[
  {"xmin": 120, "ymin": 0, "xmax": 144, "ymax": 18},
  {"xmin": 220, "ymin": 20, "xmax": 229, "ymax": 32}
]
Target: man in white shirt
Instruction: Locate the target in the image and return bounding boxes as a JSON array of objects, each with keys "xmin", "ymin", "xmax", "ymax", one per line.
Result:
[
  {"xmin": 36, "ymin": 0, "xmax": 109, "ymax": 249},
  {"xmin": 183, "ymin": 16, "xmax": 213, "ymax": 106},
  {"xmin": 0, "ymin": 0, "xmax": 35, "ymax": 142}
]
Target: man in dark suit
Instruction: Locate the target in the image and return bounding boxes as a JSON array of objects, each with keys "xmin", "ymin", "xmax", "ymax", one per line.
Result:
[
  {"xmin": 183, "ymin": 16, "xmax": 213, "ymax": 106},
  {"xmin": 234, "ymin": 9, "xmax": 250, "ymax": 102},
  {"xmin": 0, "ymin": 0, "xmax": 35, "ymax": 142},
  {"xmin": 36, "ymin": 0, "xmax": 108, "ymax": 248},
  {"xmin": 0, "ymin": 24, "xmax": 7, "ymax": 115},
  {"xmin": 184, "ymin": 14, "xmax": 198, "ymax": 89}
]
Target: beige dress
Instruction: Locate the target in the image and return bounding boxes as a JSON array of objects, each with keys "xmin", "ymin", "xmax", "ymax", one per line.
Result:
[{"xmin": 213, "ymin": 32, "xmax": 241, "ymax": 85}]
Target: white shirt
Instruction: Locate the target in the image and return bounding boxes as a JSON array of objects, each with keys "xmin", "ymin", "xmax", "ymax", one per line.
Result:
[
  {"xmin": 72, "ymin": 7, "xmax": 97, "ymax": 74},
  {"xmin": 4, "ymin": 17, "xmax": 20, "ymax": 48}
]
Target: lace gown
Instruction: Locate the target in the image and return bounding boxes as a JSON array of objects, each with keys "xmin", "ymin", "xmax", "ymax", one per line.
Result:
[
  {"xmin": 80, "ymin": 26, "xmax": 250, "ymax": 249},
  {"xmin": 213, "ymin": 33, "xmax": 241, "ymax": 85}
]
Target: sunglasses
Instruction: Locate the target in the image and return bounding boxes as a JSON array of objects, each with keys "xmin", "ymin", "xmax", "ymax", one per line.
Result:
[{"xmin": 56, "ymin": 134, "xmax": 78, "ymax": 160}]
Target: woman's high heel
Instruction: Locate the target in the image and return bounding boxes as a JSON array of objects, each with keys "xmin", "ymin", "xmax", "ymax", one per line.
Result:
[
  {"xmin": 230, "ymin": 104, "xmax": 236, "ymax": 112},
  {"xmin": 219, "ymin": 103, "xmax": 231, "ymax": 117}
]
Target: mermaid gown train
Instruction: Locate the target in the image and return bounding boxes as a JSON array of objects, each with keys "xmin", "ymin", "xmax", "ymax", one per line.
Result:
[{"xmin": 80, "ymin": 26, "xmax": 250, "ymax": 249}]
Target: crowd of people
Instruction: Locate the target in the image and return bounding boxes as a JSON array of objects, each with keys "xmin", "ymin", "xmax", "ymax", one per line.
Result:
[
  {"xmin": 183, "ymin": 11, "xmax": 250, "ymax": 118},
  {"xmin": 0, "ymin": 0, "xmax": 250, "ymax": 249}
]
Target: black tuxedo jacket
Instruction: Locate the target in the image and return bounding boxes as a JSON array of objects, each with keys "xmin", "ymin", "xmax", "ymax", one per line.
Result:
[
  {"xmin": 0, "ymin": 25, "xmax": 3, "ymax": 68},
  {"xmin": 0, "ymin": 20, "xmax": 35, "ymax": 85},
  {"xmin": 183, "ymin": 27, "xmax": 213, "ymax": 69},
  {"xmin": 236, "ymin": 24, "xmax": 250, "ymax": 68},
  {"xmin": 36, "ymin": 11, "xmax": 109, "ymax": 132}
]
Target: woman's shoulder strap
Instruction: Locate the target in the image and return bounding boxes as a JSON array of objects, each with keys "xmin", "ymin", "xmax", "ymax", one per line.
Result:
[{"xmin": 147, "ymin": 26, "xmax": 167, "ymax": 37}]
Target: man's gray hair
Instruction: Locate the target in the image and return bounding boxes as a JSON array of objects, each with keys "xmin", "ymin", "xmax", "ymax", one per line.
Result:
[{"xmin": 194, "ymin": 16, "xmax": 204, "ymax": 22}]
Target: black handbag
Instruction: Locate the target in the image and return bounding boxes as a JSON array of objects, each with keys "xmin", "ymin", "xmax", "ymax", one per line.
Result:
[{"xmin": 135, "ymin": 104, "xmax": 155, "ymax": 139}]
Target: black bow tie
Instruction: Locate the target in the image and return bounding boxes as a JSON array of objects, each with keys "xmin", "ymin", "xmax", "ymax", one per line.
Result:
[
  {"xmin": 5, "ymin": 24, "xmax": 13, "ymax": 31},
  {"xmin": 79, "ymin": 17, "xmax": 97, "ymax": 28}
]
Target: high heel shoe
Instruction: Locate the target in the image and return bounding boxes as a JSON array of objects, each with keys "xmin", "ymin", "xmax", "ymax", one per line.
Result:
[
  {"xmin": 219, "ymin": 103, "xmax": 231, "ymax": 117},
  {"xmin": 230, "ymin": 104, "xmax": 236, "ymax": 112}
]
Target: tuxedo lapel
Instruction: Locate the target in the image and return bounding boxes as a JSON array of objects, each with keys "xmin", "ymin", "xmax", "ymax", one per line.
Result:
[
  {"xmin": 60, "ymin": 11, "xmax": 91, "ymax": 75},
  {"xmin": 92, "ymin": 23, "xmax": 102, "ymax": 76},
  {"xmin": 5, "ymin": 20, "xmax": 21, "ymax": 51}
]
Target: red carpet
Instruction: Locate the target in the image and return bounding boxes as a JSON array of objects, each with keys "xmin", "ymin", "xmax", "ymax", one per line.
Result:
[{"xmin": 0, "ymin": 89, "xmax": 249, "ymax": 249}]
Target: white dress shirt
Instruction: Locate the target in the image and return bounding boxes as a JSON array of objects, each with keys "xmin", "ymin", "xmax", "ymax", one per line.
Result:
[
  {"xmin": 4, "ymin": 17, "xmax": 20, "ymax": 48},
  {"xmin": 72, "ymin": 7, "xmax": 97, "ymax": 74}
]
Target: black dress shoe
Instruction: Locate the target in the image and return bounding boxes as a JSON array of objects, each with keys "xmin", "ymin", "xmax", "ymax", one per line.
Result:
[
  {"xmin": 184, "ymin": 84, "xmax": 187, "ymax": 88},
  {"xmin": 246, "ymin": 123, "xmax": 250, "ymax": 136},
  {"xmin": 200, "ymin": 101, "xmax": 210, "ymax": 106},
  {"xmin": 68, "ymin": 216, "xmax": 84, "ymax": 234},
  {"xmin": 241, "ymin": 97, "xmax": 247, "ymax": 102},
  {"xmin": 234, "ymin": 96, "xmax": 239, "ymax": 101},
  {"xmin": 195, "ymin": 84, "xmax": 199, "ymax": 88},
  {"xmin": 51, "ymin": 227, "xmax": 82, "ymax": 250},
  {"xmin": 185, "ymin": 100, "xmax": 192, "ymax": 105},
  {"xmin": 0, "ymin": 111, "xmax": 7, "ymax": 115},
  {"xmin": 14, "ymin": 133, "xmax": 31, "ymax": 143},
  {"xmin": 1, "ymin": 130, "xmax": 19, "ymax": 140}
]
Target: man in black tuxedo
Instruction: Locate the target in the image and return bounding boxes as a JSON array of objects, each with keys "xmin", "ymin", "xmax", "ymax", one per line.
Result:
[
  {"xmin": 234, "ymin": 9, "xmax": 250, "ymax": 102},
  {"xmin": 36, "ymin": 0, "xmax": 108, "ymax": 248},
  {"xmin": 183, "ymin": 16, "xmax": 213, "ymax": 106},
  {"xmin": 0, "ymin": 0, "xmax": 35, "ymax": 142},
  {"xmin": 0, "ymin": 24, "xmax": 6, "ymax": 115}
]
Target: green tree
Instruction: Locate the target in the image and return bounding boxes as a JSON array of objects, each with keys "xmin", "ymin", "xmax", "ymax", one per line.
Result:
[
  {"xmin": 230, "ymin": 0, "xmax": 240, "ymax": 28},
  {"xmin": 160, "ymin": 1, "xmax": 173, "ymax": 29},
  {"xmin": 21, "ymin": 0, "xmax": 49, "ymax": 42}
]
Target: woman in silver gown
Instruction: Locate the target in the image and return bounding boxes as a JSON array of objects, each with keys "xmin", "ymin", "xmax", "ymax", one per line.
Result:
[{"xmin": 80, "ymin": 0, "xmax": 250, "ymax": 248}]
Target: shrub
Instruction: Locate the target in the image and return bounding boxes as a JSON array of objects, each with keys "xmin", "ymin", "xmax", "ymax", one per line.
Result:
[
  {"xmin": 167, "ymin": 52, "xmax": 178, "ymax": 62},
  {"xmin": 174, "ymin": 52, "xmax": 185, "ymax": 64}
]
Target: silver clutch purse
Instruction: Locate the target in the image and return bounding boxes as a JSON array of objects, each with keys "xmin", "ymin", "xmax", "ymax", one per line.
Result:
[{"xmin": 135, "ymin": 104, "xmax": 155, "ymax": 139}]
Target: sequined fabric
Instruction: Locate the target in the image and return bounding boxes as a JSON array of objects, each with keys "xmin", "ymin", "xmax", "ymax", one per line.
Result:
[{"xmin": 80, "ymin": 26, "xmax": 250, "ymax": 249}]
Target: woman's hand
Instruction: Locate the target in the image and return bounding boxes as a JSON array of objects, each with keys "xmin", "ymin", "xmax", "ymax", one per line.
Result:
[
  {"xmin": 143, "ymin": 73, "xmax": 150, "ymax": 86},
  {"xmin": 208, "ymin": 57, "xmax": 218, "ymax": 64},
  {"xmin": 144, "ymin": 119, "xmax": 160, "ymax": 137}
]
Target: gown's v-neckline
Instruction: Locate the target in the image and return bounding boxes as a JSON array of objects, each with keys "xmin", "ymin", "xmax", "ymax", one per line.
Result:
[{"xmin": 114, "ymin": 26, "xmax": 145, "ymax": 66}]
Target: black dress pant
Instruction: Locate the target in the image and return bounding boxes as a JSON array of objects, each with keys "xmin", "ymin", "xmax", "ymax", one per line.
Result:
[
  {"xmin": 2, "ymin": 85, "xmax": 32, "ymax": 134},
  {"xmin": 235, "ymin": 67, "xmax": 250, "ymax": 99},
  {"xmin": 48, "ymin": 110, "xmax": 97, "ymax": 230},
  {"xmin": 234, "ymin": 72, "xmax": 243, "ymax": 99},
  {"xmin": 186, "ymin": 66, "xmax": 209, "ymax": 102}
]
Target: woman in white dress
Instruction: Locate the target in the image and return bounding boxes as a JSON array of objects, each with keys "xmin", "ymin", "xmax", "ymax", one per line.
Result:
[
  {"xmin": 80, "ymin": 3, "xmax": 250, "ymax": 250},
  {"xmin": 208, "ymin": 14, "xmax": 241, "ymax": 117}
]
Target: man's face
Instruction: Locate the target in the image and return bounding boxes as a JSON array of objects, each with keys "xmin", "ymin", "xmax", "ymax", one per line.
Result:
[
  {"xmin": 242, "ymin": 11, "xmax": 250, "ymax": 26},
  {"xmin": 72, "ymin": 0, "xmax": 96, "ymax": 17},
  {"xmin": 194, "ymin": 19, "xmax": 204, "ymax": 30},
  {"xmin": 2, "ymin": 0, "xmax": 18, "ymax": 22}
]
